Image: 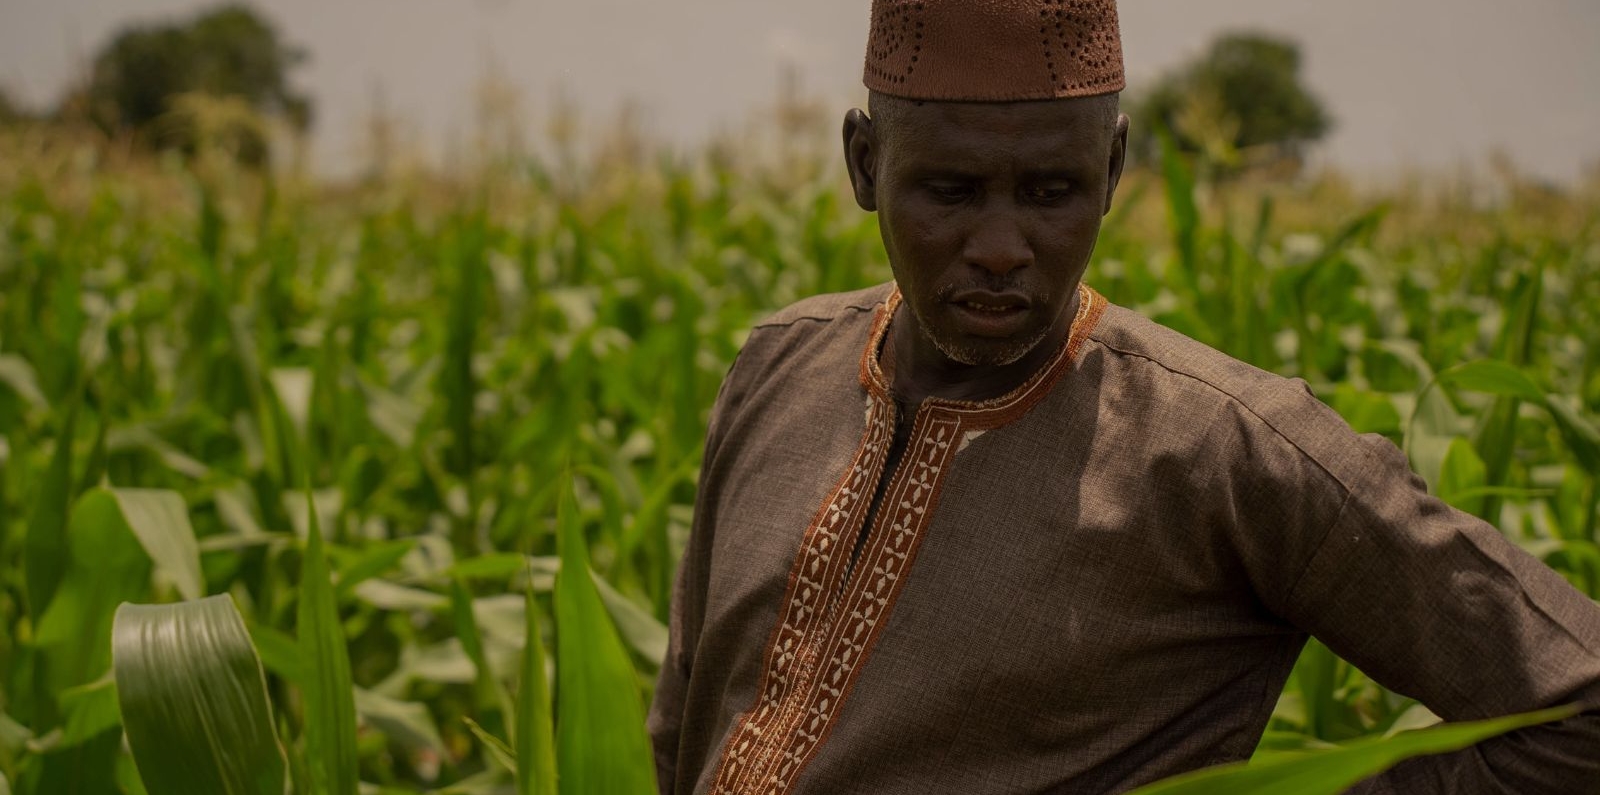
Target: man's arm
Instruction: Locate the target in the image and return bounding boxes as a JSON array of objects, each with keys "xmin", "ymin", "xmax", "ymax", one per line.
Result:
[
  {"xmin": 646, "ymin": 351, "xmax": 749, "ymax": 795},
  {"xmin": 1272, "ymin": 432, "xmax": 1600, "ymax": 793}
]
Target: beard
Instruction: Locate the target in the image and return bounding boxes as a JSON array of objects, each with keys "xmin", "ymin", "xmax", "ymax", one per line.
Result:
[
  {"xmin": 924, "ymin": 319, "xmax": 1053, "ymax": 367},
  {"xmin": 906, "ymin": 280, "xmax": 1058, "ymax": 367}
]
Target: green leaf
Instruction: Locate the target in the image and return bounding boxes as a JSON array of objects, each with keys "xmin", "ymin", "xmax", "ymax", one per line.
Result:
[
  {"xmin": 49, "ymin": 673, "xmax": 121, "ymax": 757},
  {"xmin": 1436, "ymin": 360, "xmax": 1546, "ymax": 402},
  {"xmin": 451, "ymin": 578, "xmax": 509, "ymax": 740},
  {"xmin": 352, "ymin": 687, "xmax": 447, "ymax": 759},
  {"xmin": 1127, "ymin": 706, "xmax": 1574, "ymax": 795},
  {"xmin": 25, "ymin": 402, "xmax": 78, "ymax": 623},
  {"xmin": 517, "ymin": 575, "xmax": 556, "ymax": 795},
  {"xmin": 591, "ymin": 571, "xmax": 668, "ymax": 667},
  {"xmin": 463, "ymin": 716, "xmax": 518, "ymax": 774},
  {"xmin": 1438, "ymin": 437, "xmax": 1488, "ymax": 518},
  {"xmin": 35, "ymin": 488, "xmax": 151, "ymax": 703},
  {"xmin": 1543, "ymin": 397, "xmax": 1600, "ymax": 475},
  {"xmin": 246, "ymin": 621, "xmax": 306, "ymax": 683},
  {"xmin": 109, "ymin": 488, "xmax": 204, "ymax": 601},
  {"xmin": 298, "ymin": 494, "xmax": 359, "ymax": 795},
  {"xmin": 553, "ymin": 480, "xmax": 657, "ymax": 795},
  {"xmin": 333, "ymin": 538, "xmax": 417, "ymax": 600},
  {"xmin": 112, "ymin": 595, "xmax": 288, "ymax": 795},
  {"xmin": 0, "ymin": 353, "xmax": 47, "ymax": 410}
]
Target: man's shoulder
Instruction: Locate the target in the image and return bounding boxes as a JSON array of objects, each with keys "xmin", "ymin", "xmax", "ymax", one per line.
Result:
[
  {"xmin": 1089, "ymin": 302, "xmax": 1289, "ymax": 399},
  {"xmin": 1087, "ymin": 300, "xmax": 1370, "ymax": 484},
  {"xmin": 751, "ymin": 283, "xmax": 893, "ymax": 333}
]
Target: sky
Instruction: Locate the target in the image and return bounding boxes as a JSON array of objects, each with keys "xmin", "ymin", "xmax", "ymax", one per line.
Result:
[{"xmin": 2, "ymin": 0, "xmax": 1598, "ymax": 183}]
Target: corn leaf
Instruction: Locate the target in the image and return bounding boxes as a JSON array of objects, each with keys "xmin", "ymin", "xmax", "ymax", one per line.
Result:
[
  {"xmin": 451, "ymin": 577, "xmax": 509, "ymax": 740},
  {"xmin": 1438, "ymin": 437, "xmax": 1488, "ymax": 517},
  {"xmin": 1128, "ymin": 706, "xmax": 1573, "ymax": 795},
  {"xmin": 34, "ymin": 488, "xmax": 151, "ymax": 702},
  {"xmin": 24, "ymin": 402, "xmax": 77, "ymax": 623},
  {"xmin": 352, "ymin": 687, "xmax": 447, "ymax": 759},
  {"xmin": 1436, "ymin": 360, "xmax": 1545, "ymax": 403},
  {"xmin": 553, "ymin": 481, "xmax": 657, "ymax": 795},
  {"xmin": 517, "ymin": 577, "xmax": 556, "ymax": 795},
  {"xmin": 463, "ymin": 716, "xmax": 517, "ymax": 774},
  {"xmin": 298, "ymin": 494, "xmax": 359, "ymax": 795},
  {"xmin": 109, "ymin": 488, "xmax": 204, "ymax": 601},
  {"xmin": 112, "ymin": 595, "xmax": 287, "ymax": 795}
]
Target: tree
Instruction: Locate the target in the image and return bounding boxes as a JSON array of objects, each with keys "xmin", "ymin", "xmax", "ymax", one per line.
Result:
[
  {"xmin": 1132, "ymin": 32, "xmax": 1330, "ymax": 170},
  {"xmin": 0, "ymin": 86, "xmax": 27, "ymax": 124},
  {"xmin": 80, "ymin": 4, "xmax": 311, "ymax": 161}
]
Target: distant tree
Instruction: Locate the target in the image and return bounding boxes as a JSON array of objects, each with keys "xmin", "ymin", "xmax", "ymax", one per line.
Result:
[
  {"xmin": 1132, "ymin": 32, "xmax": 1331, "ymax": 170},
  {"xmin": 0, "ymin": 86, "xmax": 24, "ymax": 124},
  {"xmin": 80, "ymin": 4, "xmax": 311, "ymax": 162}
]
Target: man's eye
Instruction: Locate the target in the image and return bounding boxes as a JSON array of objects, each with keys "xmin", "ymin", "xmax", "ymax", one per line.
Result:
[
  {"xmin": 925, "ymin": 183, "xmax": 973, "ymax": 202},
  {"xmin": 1025, "ymin": 186, "xmax": 1071, "ymax": 203}
]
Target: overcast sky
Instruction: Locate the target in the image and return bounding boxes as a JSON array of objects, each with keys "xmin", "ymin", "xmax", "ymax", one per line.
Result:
[{"xmin": 3, "ymin": 0, "xmax": 1598, "ymax": 183}]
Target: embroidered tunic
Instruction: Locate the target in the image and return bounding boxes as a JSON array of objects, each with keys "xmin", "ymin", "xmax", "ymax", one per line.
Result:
[{"xmin": 648, "ymin": 283, "xmax": 1600, "ymax": 794}]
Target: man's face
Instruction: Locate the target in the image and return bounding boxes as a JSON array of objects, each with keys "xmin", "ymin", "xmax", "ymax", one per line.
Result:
[{"xmin": 845, "ymin": 96, "xmax": 1128, "ymax": 369}]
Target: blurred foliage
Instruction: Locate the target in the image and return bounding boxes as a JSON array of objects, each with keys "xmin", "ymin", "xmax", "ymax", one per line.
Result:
[
  {"xmin": 67, "ymin": 4, "xmax": 310, "ymax": 165},
  {"xmin": 1132, "ymin": 31, "xmax": 1332, "ymax": 173}
]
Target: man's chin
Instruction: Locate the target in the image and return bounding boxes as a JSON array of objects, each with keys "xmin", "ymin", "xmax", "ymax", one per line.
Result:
[{"xmin": 928, "ymin": 328, "xmax": 1049, "ymax": 369}]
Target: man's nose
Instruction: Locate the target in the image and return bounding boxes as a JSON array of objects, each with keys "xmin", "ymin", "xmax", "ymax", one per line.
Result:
[{"xmin": 962, "ymin": 209, "xmax": 1032, "ymax": 277}]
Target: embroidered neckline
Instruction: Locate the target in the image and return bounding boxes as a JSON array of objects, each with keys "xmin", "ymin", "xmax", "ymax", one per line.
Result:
[{"xmin": 858, "ymin": 282, "xmax": 1107, "ymax": 429}]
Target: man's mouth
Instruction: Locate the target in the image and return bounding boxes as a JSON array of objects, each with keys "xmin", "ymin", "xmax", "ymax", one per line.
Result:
[
  {"xmin": 947, "ymin": 291, "xmax": 1032, "ymax": 337},
  {"xmin": 957, "ymin": 300, "xmax": 1020, "ymax": 314},
  {"xmin": 950, "ymin": 290, "xmax": 1029, "ymax": 313}
]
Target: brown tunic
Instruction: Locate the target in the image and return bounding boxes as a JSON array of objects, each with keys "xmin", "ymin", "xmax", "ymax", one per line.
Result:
[{"xmin": 648, "ymin": 283, "xmax": 1600, "ymax": 794}]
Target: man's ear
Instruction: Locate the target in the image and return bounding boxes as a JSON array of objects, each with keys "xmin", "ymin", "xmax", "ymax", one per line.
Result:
[
  {"xmin": 1104, "ymin": 112, "xmax": 1130, "ymax": 216},
  {"xmin": 842, "ymin": 108, "xmax": 878, "ymax": 212}
]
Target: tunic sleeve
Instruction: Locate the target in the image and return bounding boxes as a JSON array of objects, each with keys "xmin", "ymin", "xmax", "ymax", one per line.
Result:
[
  {"xmin": 1263, "ymin": 417, "xmax": 1600, "ymax": 792},
  {"xmin": 646, "ymin": 349, "xmax": 750, "ymax": 795}
]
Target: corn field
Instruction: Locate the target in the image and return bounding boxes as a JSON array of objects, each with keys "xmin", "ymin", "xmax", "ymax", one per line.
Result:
[{"xmin": 0, "ymin": 121, "xmax": 1597, "ymax": 794}]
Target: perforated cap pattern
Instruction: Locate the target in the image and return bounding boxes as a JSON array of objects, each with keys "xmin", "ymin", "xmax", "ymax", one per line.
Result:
[{"xmin": 863, "ymin": 0, "xmax": 1125, "ymax": 101}]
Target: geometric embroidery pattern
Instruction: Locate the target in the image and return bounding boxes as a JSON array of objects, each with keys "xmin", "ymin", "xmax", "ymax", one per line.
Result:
[{"xmin": 709, "ymin": 283, "xmax": 1107, "ymax": 794}]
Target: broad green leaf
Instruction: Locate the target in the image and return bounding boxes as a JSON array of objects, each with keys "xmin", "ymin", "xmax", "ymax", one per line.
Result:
[
  {"xmin": 591, "ymin": 571, "xmax": 669, "ymax": 666},
  {"xmin": 247, "ymin": 621, "xmax": 306, "ymax": 683},
  {"xmin": 1436, "ymin": 360, "xmax": 1545, "ymax": 402},
  {"xmin": 553, "ymin": 481, "xmax": 657, "ymax": 795},
  {"xmin": 517, "ymin": 578, "xmax": 556, "ymax": 795},
  {"xmin": 35, "ymin": 488, "xmax": 151, "ymax": 702},
  {"xmin": 55, "ymin": 673, "xmax": 120, "ymax": 749},
  {"xmin": 298, "ymin": 495, "xmax": 359, "ymax": 795},
  {"xmin": 112, "ymin": 595, "xmax": 287, "ymax": 795},
  {"xmin": 110, "ymin": 488, "xmax": 204, "ymax": 601},
  {"xmin": 1127, "ymin": 706, "xmax": 1573, "ymax": 795}
]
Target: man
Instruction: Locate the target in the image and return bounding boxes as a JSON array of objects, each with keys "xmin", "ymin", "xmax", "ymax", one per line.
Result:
[{"xmin": 648, "ymin": 1, "xmax": 1600, "ymax": 793}]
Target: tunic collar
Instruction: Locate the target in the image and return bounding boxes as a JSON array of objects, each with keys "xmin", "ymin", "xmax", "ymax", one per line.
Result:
[{"xmin": 858, "ymin": 282, "xmax": 1107, "ymax": 430}]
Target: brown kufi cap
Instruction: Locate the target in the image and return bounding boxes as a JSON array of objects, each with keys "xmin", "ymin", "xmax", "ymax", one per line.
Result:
[{"xmin": 863, "ymin": 0, "xmax": 1125, "ymax": 101}]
